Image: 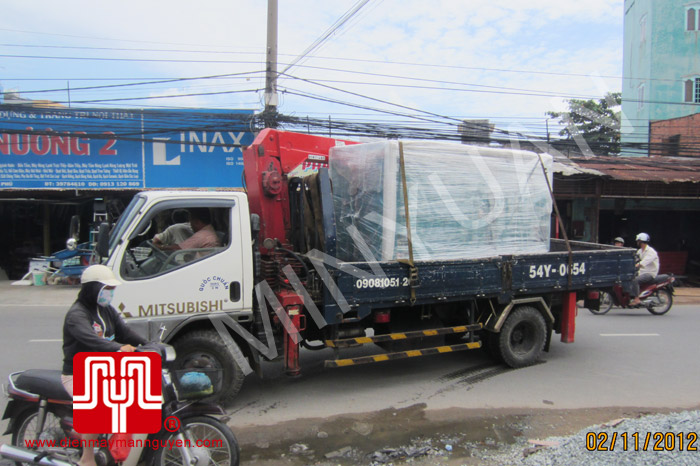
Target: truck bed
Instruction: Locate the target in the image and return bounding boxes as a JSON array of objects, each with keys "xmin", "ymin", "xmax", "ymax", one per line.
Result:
[{"xmin": 320, "ymin": 239, "xmax": 636, "ymax": 323}]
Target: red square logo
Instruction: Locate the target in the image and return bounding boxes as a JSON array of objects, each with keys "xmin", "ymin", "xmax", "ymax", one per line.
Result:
[{"xmin": 73, "ymin": 352, "xmax": 162, "ymax": 434}]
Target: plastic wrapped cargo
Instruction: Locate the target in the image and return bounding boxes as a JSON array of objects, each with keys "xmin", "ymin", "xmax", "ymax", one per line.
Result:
[{"xmin": 329, "ymin": 140, "xmax": 553, "ymax": 262}]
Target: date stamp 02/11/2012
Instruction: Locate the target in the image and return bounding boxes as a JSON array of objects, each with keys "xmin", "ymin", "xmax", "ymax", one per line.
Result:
[{"xmin": 586, "ymin": 431, "xmax": 698, "ymax": 452}]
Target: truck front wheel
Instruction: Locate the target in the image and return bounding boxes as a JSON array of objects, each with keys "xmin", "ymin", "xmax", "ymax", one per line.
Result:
[
  {"xmin": 172, "ymin": 330, "xmax": 246, "ymax": 405},
  {"xmin": 497, "ymin": 306, "xmax": 546, "ymax": 368}
]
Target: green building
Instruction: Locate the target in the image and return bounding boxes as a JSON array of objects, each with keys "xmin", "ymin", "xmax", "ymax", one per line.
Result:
[{"xmin": 621, "ymin": 0, "xmax": 700, "ymax": 156}]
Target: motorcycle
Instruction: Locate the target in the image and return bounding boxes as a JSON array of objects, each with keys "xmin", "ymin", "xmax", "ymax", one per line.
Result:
[
  {"xmin": 0, "ymin": 342, "xmax": 239, "ymax": 466},
  {"xmin": 587, "ymin": 274, "xmax": 675, "ymax": 316}
]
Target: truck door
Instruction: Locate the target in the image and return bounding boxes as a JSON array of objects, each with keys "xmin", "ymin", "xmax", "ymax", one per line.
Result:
[{"xmin": 110, "ymin": 198, "xmax": 251, "ymax": 335}]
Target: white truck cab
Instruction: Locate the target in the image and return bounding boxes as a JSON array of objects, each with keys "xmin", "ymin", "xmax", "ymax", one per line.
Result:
[{"xmin": 103, "ymin": 191, "xmax": 254, "ymax": 343}]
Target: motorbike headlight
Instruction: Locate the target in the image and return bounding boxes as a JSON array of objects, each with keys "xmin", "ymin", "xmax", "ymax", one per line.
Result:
[{"xmin": 66, "ymin": 238, "xmax": 77, "ymax": 251}]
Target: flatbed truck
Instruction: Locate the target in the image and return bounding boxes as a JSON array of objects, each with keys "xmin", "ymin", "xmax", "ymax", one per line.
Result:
[{"xmin": 96, "ymin": 129, "xmax": 636, "ymax": 402}]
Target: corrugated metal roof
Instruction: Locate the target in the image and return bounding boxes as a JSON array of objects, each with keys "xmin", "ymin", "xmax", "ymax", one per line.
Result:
[
  {"xmin": 556, "ymin": 156, "xmax": 700, "ymax": 183},
  {"xmin": 551, "ymin": 156, "xmax": 605, "ymax": 177}
]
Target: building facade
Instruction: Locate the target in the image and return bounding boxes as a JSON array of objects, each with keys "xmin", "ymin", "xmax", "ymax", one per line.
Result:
[
  {"xmin": 0, "ymin": 103, "xmax": 255, "ymax": 279},
  {"xmin": 649, "ymin": 112, "xmax": 700, "ymax": 157},
  {"xmin": 621, "ymin": 0, "xmax": 700, "ymax": 155}
]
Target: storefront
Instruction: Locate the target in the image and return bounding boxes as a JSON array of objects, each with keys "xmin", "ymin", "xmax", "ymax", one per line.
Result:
[
  {"xmin": 554, "ymin": 156, "xmax": 700, "ymax": 279},
  {"xmin": 0, "ymin": 105, "xmax": 254, "ymax": 279}
]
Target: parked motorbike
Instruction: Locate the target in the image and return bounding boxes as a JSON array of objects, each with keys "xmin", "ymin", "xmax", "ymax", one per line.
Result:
[
  {"xmin": 0, "ymin": 342, "xmax": 239, "ymax": 466},
  {"xmin": 588, "ymin": 274, "xmax": 675, "ymax": 315}
]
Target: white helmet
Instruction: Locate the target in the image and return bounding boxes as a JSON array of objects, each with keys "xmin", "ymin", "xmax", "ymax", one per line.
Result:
[
  {"xmin": 81, "ymin": 264, "xmax": 120, "ymax": 287},
  {"xmin": 636, "ymin": 232, "xmax": 650, "ymax": 243}
]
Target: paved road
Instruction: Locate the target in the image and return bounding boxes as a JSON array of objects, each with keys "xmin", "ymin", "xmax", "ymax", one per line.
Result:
[
  {"xmin": 0, "ymin": 289, "xmax": 698, "ymax": 431},
  {"xmin": 233, "ymin": 303, "xmax": 700, "ymax": 423}
]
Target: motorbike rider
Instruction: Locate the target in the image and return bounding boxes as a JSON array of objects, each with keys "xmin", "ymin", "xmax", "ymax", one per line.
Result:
[
  {"xmin": 630, "ymin": 233, "xmax": 659, "ymax": 306},
  {"xmin": 61, "ymin": 264, "xmax": 148, "ymax": 466},
  {"xmin": 613, "ymin": 237, "xmax": 625, "ymax": 247}
]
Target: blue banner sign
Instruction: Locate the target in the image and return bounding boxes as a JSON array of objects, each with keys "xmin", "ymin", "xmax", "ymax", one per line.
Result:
[{"xmin": 0, "ymin": 106, "xmax": 254, "ymax": 189}]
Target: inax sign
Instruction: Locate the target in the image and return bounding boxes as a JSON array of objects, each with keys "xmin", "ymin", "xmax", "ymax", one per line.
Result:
[{"xmin": 0, "ymin": 106, "xmax": 254, "ymax": 189}]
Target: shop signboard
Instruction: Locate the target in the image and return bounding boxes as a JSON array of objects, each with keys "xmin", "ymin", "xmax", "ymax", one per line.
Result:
[{"xmin": 0, "ymin": 106, "xmax": 254, "ymax": 189}]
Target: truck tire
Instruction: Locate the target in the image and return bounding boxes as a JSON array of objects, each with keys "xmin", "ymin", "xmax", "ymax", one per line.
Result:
[
  {"xmin": 172, "ymin": 330, "xmax": 246, "ymax": 405},
  {"xmin": 497, "ymin": 306, "xmax": 546, "ymax": 368}
]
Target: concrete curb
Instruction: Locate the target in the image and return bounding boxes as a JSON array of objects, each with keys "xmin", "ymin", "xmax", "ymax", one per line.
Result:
[{"xmin": 0, "ymin": 280, "xmax": 78, "ymax": 306}]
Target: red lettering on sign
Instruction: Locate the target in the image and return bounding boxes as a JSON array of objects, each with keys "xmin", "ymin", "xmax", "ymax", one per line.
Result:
[
  {"xmin": 99, "ymin": 132, "xmax": 117, "ymax": 155},
  {"xmin": 51, "ymin": 133, "xmax": 72, "ymax": 155},
  {"xmin": 0, "ymin": 133, "xmax": 9, "ymax": 155},
  {"xmin": 31, "ymin": 131, "xmax": 51, "ymax": 156},
  {"xmin": 11, "ymin": 129, "xmax": 32, "ymax": 156},
  {"xmin": 72, "ymin": 132, "xmax": 90, "ymax": 156},
  {"xmin": 0, "ymin": 128, "xmax": 103, "ymax": 156}
]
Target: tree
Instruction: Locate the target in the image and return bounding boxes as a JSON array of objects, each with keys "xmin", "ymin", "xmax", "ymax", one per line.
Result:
[{"xmin": 547, "ymin": 92, "xmax": 621, "ymax": 156}]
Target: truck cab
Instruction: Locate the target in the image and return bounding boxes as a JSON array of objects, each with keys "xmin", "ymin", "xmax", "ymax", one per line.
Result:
[{"xmin": 104, "ymin": 191, "xmax": 254, "ymax": 342}]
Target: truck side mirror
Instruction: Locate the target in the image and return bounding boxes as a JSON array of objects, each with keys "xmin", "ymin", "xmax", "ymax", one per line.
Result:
[{"xmin": 95, "ymin": 222, "xmax": 111, "ymax": 258}]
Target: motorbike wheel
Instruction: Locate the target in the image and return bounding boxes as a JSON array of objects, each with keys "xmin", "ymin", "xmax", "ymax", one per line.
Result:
[
  {"xmin": 588, "ymin": 291, "xmax": 614, "ymax": 315},
  {"xmin": 155, "ymin": 416, "xmax": 239, "ymax": 466},
  {"xmin": 11, "ymin": 408, "xmax": 65, "ymax": 466},
  {"xmin": 647, "ymin": 288, "xmax": 673, "ymax": 315}
]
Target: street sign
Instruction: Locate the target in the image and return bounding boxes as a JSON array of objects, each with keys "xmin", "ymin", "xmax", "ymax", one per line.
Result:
[{"xmin": 0, "ymin": 106, "xmax": 254, "ymax": 189}]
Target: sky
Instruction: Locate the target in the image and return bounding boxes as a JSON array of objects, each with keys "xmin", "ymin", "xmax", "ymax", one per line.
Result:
[{"xmin": 0, "ymin": 0, "xmax": 624, "ymax": 139}]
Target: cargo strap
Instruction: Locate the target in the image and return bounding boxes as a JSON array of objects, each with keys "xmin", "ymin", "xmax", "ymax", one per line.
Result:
[
  {"xmin": 397, "ymin": 141, "xmax": 420, "ymax": 305},
  {"xmin": 537, "ymin": 153, "xmax": 573, "ymax": 289}
]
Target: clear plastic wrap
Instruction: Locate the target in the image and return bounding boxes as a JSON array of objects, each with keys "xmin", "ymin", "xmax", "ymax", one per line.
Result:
[{"xmin": 329, "ymin": 140, "xmax": 553, "ymax": 262}]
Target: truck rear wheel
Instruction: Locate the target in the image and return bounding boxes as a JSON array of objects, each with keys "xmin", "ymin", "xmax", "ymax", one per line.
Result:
[
  {"xmin": 172, "ymin": 330, "xmax": 246, "ymax": 405},
  {"xmin": 497, "ymin": 306, "xmax": 546, "ymax": 368}
]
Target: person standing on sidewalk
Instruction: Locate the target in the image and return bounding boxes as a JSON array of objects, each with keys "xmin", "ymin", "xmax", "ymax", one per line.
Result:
[{"xmin": 61, "ymin": 264, "xmax": 148, "ymax": 466}]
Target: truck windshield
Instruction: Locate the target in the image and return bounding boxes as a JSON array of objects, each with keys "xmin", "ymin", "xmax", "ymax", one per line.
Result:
[{"xmin": 108, "ymin": 195, "xmax": 146, "ymax": 257}]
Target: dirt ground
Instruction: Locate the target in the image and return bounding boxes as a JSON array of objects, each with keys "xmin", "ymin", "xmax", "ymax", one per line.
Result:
[{"xmin": 232, "ymin": 404, "xmax": 696, "ymax": 465}]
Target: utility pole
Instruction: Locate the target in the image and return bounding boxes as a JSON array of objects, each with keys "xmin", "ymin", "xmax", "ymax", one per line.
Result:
[{"xmin": 264, "ymin": 0, "xmax": 279, "ymax": 128}]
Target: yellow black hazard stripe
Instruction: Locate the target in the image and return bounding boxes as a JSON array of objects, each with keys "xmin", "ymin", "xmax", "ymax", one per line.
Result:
[
  {"xmin": 325, "ymin": 324, "xmax": 482, "ymax": 348},
  {"xmin": 324, "ymin": 342, "xmax": 482, "ymax": 368}
]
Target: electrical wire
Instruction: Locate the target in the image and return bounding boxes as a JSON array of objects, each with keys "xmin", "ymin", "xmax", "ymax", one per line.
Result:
[
  {"xmin": 12, "ymin": 71, "xmax": 265, "ymax": 95},
  {"xmin": 0, "ymin": 27, "xmax": 258, "ymax": 50},
  {"xmin": 2, "ymin": 103, "xmax": 700, "ymax": 159},
  {"xmin": 280, "ymin": 0, "xmax": 373, "ymax": 75},
  {"xmin": 2, "ymin": 39, "xmax": 685, "ymax": 86}
]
